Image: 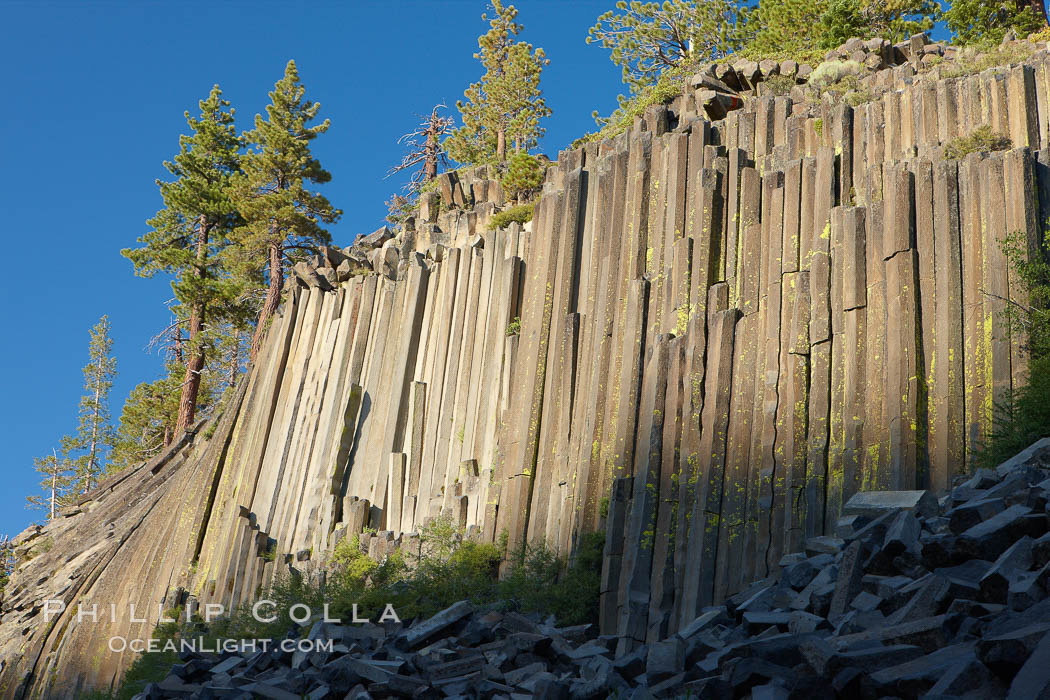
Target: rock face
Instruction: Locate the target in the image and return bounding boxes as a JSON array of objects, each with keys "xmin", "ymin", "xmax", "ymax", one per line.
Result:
[
  {"xmin": 4, "ymin": 34, "xmax": 1050, "ymax": 698},
  {"xmin": 122, "ymin": 444, "xmax": 1050, "ymax": 699}
]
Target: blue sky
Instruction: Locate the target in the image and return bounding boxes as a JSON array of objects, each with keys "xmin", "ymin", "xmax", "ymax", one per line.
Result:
[{"xmin": 0, "ymin": 0, "xmax": 624, "ymax": 538}]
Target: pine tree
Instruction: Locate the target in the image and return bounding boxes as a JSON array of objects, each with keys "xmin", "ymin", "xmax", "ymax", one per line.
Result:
[
  {"xmin": 230, "ymin": 60, "xmax": 341, "ymax": 359},
  {"xmin": 212, "ymin": 322, "xmax": 250, "ymax": 394},
  {"xmin": 944, "ymin": 0, "xmax": 1043, "ymax": 45},
  {"xmin": 445, "ymin": 1, "xmax": 551, "ymax": 165},
  {"xmin": 501, "ymin": 151, "xmax": 545, "ymax": 203},
  {"xmin": 741, "ymin": 0, "xmax": 830, "ymax": 58},
  {"xmin": 66, "ymin": 316, "xmax": 117, "ymax": 492},
  {"xmin": 855, "ymin": 0, "xmax": 940, "ymax": 43},
  {"xmin": 123, "ymin": 85, "xmax": 247, "ymax": 438},
  {"xmin": 503, "ymin": 41, "xmax": 550, "ymax": 154},
  {"xmin": 0, "ymin": 535, "xmax": 13, "ymax": 603},
  {"xmin": 587, "ymin": 0, "xmax": 745, "ymax": 92},
  {"xmin": 26, "ymin": 447, "xmax": 75, "ymax": 520},
  {"xmin": 742, "ymin": 0, "xmax": 939, "ymax": 57},
  {"xmin": 110, "ymin": 361, "xmax": 219, "ymax": 471}
]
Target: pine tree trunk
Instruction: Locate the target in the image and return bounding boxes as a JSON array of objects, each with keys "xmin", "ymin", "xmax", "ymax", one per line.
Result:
[
  {"xmin": 497, "ymin": 129, "xmax": 507, "ymax": 162},
  {"xmin": 85, "ymin": 355, "xmax": 103, "ymax": 493},
  {"xmin": 50, "ymin": 469, "xmax": 56, "ymax": 521},
  {"xmin": 1018, "ymin": 0, "xmax": 1048, "ymax": 21},
  {"xmin": 425, "ymin": 146, "xmax": 437, "ymax": 182},
  {"xmin": 175, "ymin": 216, "xmax": 209, "ymax": 436},
  {"xmin": 425, "ymin": 114, "xmax": 438, "ymax": 181},
  {"xmin": 250, "ymin": 236, "xmax": 284, "ymax": 361},
  {"xmin": 227, "ymin": 339, "xmax": 240, "ymax": 390}
]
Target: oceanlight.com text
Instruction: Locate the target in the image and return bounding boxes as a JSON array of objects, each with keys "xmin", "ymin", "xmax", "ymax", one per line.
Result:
[{"xmin": 106, "ymin": 636, "xmax": 336, "ymax": 654}]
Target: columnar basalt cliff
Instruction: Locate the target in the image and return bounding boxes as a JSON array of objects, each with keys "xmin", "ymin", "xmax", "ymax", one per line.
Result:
[{"xmin": 3, "ymin": 35, "xmax": 1050, "ymax": 698}]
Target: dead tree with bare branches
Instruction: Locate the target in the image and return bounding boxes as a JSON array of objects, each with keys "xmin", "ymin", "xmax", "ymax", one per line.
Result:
[{"xmin": 388, "ymin": 105, "xmax": 456, "ymax": 193}]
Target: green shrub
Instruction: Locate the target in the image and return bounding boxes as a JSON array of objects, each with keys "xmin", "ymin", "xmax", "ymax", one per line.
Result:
[
  {"xmin": 418, "ymin": 177, "xmax": 440, "ymax": 196},
  {"xmin": 506, "ymin": 316, "xmax": 521, "ymax": 336},
  {"xmin": 978, "ymin": 355, "xmax": 1050, "ymax": 469},
  {"xmin": 761, "ymin": 74, "xmax": 797, "ymax": 96},
  {"xmin": 944, "ymin": 0, "xmax": 1043, "ymax": 47},
  {"xmin": 844, "ymin": 84, "xmax": 876, "ymax": 106},
  {"xmin": 944, "ymin": 125, "xmax": 1012, "ymax": 159},
  {"xmin": 1002, "ymin": 231, "xmax": 1050, "ymax": 358},
  {"xmin": 808, "ymin": 59, "xmax": 864, "ymax": 87},
  {"xmin": 736, "ymin": 43, "xmax": 827, "ymax": 67},
  {"xmin": 385, "ymin": 193, "xmax": 416, "ymax": 225},
  {"xmin": 501, "ymin": 152, "xmax": 545, "ymax": 202},
  {"xmin": 976, "ymin": 228, "xmax": 1050, "ymax": 469},
  {"xmin": 489, "ymin": 203, "xmax": 535, "ymax": 231},
  {"xmin": 110, "ymin": 649, "xmax": 180, "ymax": 700},
  {"xmin": 500, "ymin": 532, "xmax": 606, "ymax": 626},
  {"xmin": 809, "ymin": 69, "xmax": 877, "ymax": 106},
  {"xmin": 330, "ymin": 535, "xmax": 378, "ymax": 581}
]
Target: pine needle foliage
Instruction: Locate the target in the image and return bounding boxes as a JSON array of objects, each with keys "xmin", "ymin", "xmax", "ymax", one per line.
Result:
[
  {"xmin": 26, "ymin": 448, "xmax": 76, "ymax": 521},
  {"xmin": 500, "ymin": 152, "xmax": 545, "ymax": 203},
  {"xmin": 734, "ymin": 0, "xmax": 940, "ymax": 62},
  {"xmin": 445, "ymin": 1, "xmax": 551, "ymax": 165},
  {"xmin": 741, "ymin": 0, "xmax": 940, "ymax": 60},
  {"xmin": 0, "ymin": 537, "xmax": 13, "ymax": 603},
  {"xmin": 123, "ymin": 85, "xmax": 249, "ymax": 435},
  {"xmin": 587, "ymin": 0, "xmax": 746, "ymax": 93},
  {"xmin": 230, "ymin": 60, "xmax": 341, "ymax": 358},
  {"xmin": 125, "ymin": 85, "xmax": 243, "ymax": 299},
  {"xmin": 944, "ymin": 0, "xmax": 1045, "ymax": 47},
  {"xmin": 109, "ymin": 362, "xmax": 219, "ymax": 471},
  {"xmin": 67, "ymin": 316, "xmax": 117, "ymax": 492}
]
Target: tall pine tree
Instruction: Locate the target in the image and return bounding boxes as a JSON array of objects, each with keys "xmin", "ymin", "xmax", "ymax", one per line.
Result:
[
  {"xmin": 123, "ymin": 85, "xmax": 247, "ymax": 437},
  {"xmin": 445, "ymin": 1, "xmax": 551, "ymax": 165},
  {"xmin": 67, "ymin": 316, "xmax": 117, "ymax": 492},
  {"xmin": 231, "ymin": 60, "xmax": 341, "ymax": 359}
]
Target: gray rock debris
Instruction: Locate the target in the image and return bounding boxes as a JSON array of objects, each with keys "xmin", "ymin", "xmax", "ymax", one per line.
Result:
[{"xmin": 134, "ymin": 438, "xmax": 1050, "ymax": 699}]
